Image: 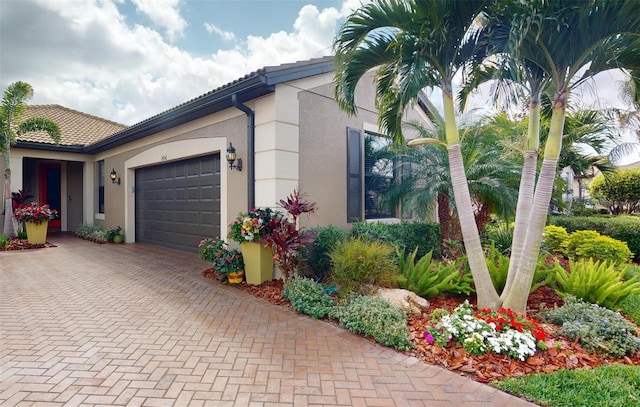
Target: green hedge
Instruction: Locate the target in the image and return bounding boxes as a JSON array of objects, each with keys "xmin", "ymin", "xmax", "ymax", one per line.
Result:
[
  {"xmin": 549, "ymin": 216, "xmax": 640, "ymax": 261},
  {"xmin": 350, "ymin": 221, "xmax": 441, "ymax": 259}
]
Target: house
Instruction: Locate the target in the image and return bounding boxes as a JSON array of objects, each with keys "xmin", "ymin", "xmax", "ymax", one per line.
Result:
[{"xmin": 1, "ymin": 57, "xmax": 427, "ymax": 253}]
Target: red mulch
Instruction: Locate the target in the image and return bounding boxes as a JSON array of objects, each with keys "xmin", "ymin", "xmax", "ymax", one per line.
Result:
[
  {"xmin": 206, "ymin": 269, "xmax": 639, "ymax": 383},
  {"xmin": 1, "ymin": 238, "xmax": 57, "ymax": 251}
]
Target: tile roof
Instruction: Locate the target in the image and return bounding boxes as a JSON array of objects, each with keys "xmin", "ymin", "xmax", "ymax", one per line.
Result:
[{"xmin": 19, "ymin": 105, "xmax": 127, "ymax": 146}]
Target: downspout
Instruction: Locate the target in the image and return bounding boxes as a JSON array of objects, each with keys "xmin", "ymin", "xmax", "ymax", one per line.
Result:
[{"xmin": 231, "ymin": 94, "xmax": 255, "ymax": 210}]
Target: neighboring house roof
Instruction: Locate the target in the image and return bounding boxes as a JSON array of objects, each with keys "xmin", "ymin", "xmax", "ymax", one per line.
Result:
[{"xmin": 18, "ymin": 105, "xmax": 127, "ymax": 148}]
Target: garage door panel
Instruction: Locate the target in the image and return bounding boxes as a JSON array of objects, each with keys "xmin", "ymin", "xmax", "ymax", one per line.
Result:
[{"xmin": 136, "ymin": 154, "xmax": 220, "ymax": 253}]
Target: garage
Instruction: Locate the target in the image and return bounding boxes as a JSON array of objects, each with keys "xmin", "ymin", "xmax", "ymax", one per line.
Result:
[{"xmin": 135, "ymin": 154, "xmax": 220, "ymax": 252}]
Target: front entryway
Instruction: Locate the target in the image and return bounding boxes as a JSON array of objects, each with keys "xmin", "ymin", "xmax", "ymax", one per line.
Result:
[{"xmin": 135, "ymin": 154, "xmax": 221, "ymax": 252}]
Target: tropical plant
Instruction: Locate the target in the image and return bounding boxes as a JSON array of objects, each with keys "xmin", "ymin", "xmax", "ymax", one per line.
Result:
[
  {"xmin": 302, "ymin": 225, "xmax": 345, "ymax": 282},
  {"xmin": 397, "ymin": 248, "xmax": 473, "ymax": 298},
  {"xmin": 263, "ymin": 188, "xmax": 318, "ymax": 280},
  {"xmin": 553, "ymin": 259, "xmax": 640, "ymax": 310},
  {"xmin": 1, "ymin": 82, "xmax": 61, "ymax": 236},
  {"xmin": 0, "ymin": 234, "xmax": 8, "ymax": 249},
  {"xmin": 334, "ymin": 0, "xmax": 501, "ymax": 309}
]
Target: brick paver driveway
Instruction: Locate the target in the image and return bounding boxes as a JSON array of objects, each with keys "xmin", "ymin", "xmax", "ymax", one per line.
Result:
[{"xmin": 1, "ymin": 234, "xmax": 536, "ymax": 406}]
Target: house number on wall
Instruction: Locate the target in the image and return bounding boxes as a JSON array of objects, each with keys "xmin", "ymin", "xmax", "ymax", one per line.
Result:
[{"xmin": 161, "ymin": 155, "xmax": 167, "ymax": 161}]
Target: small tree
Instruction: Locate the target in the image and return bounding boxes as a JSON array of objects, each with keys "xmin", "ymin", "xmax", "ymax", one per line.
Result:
[
  {"xmin": 589, "ymin": 168, "xmax": 640, "ymax": 214},
  {"xmin": 1, "ymin": 82, "xmax": 60, "ymax": 236}
]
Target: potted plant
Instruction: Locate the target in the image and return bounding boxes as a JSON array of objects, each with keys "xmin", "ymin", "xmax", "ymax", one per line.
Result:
[
  {"xmin": 199, "ymin": 238, "xmax": 245, "ymax": 283},
  {"xmin": 107, "ymin": 226, "xmax": 124, "ymax": 243},
  {"xmin": 228, "ymin": 207, "xmax": 278, "ymax": 284},
  {"xmin": 13, "ymin": 201, "xmax": 58, "ymax": 244}
]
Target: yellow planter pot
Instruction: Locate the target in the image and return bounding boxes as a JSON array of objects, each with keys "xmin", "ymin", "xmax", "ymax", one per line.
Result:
[
  {"xmin": 240, "ymin": 242, "xmax": 274, "ymax": 285},
  {"xmin": 25, "ymin": 221, "xmax": 48, "ymax": 244}
]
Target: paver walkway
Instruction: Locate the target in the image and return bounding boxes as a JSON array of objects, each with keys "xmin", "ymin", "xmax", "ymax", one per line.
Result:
[{"xmin": 1, "ymin": 234, "xmax": 537, "ymax": 406}]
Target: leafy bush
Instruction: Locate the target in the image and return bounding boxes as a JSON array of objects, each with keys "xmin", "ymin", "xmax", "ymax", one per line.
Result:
[
  {"xmin": 329, "ymin": 238, "xmax": 397, "ymax": 295},
  {"xmin": 198, "ymin": 238, "xmax": 243, "ymax": 275},
  {"xmin": 282, "ymin": 276, "xmax": 335, "ymax": 319},
  {"xmin": 550, "ymin": 215, "xmax": 640, "ymax": 261},
  {"xmin": 330, "ymin": 295, "xmax": 412, "ymax": 351},
  {"xmin": 539, "ymin": 296, "xmax": 640, "ymax": 358},
  {"xmin": 553, "ymin": 259, "xmax": 640, "ymax": 310},
  {"xmin": 574, "ymin": 235, "xmax": 632, "ymax": 264},
  {"xmin": 565, "ymin": 230, "xmax": 601, "ymax": 258},
  {"xmin": 542, "ymin": 225, "xmax": 569, "ymax": 254},
  {"xmin": 619, "ymin": 294, "xmax": 640, "ymax": 325},
  {"xmin": 350, "ymin": 221, "xmax": 440, "ymax": 259},
  {"xmin": 485, "ymin": 244, "xmax": 555, "ymax": 293},
  {"xmin": 0, "ymin": 234, "xmax": 8, "ymax": 249},
  {"xmin": 397, "ymin": 248, "xmax": 473, "ymax": 297},
  {"xmin": 302, "ymin": 225, "xmax": 345, "ymax": 281},
  {"xmin": 482, "ymin": 223, "xmax": 514, "ymax": 255},
  {"xmin": 74, "ymin": 223, "xmax": 108, "ymax": 242}
]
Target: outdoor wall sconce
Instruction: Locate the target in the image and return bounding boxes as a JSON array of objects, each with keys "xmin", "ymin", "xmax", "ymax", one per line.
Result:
[
  {"xmin": 110, "ymin": 168, "xmax": 121, "ymax": 185},
  {"xmin": 226, "ymin": 143, "xmax": 243, "ymax": 171}
]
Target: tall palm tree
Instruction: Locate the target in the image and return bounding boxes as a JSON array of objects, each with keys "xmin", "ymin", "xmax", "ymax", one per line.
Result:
[
  {"xmin": 334, "ymin": 0, "xmax": 503, "ymax": 309},
  {"xmin": 1, "ymin": 82, "xmax": 60, "ymax": 236},
  {"xmin": 491, "ymin": 0, "xmax": 640, "ymax": 311}
]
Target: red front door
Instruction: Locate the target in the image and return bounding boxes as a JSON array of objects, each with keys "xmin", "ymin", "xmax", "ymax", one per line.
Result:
[{"xmin": 40, "ymin": 164, "xmax": 61, "ymax": 229}]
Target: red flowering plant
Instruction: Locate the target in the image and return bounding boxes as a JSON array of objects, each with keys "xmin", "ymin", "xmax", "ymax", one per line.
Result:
[
  {"xmin": 476, "ymin": 307, "xmax": 547, "ymax": 342},
  {"xmin": 198, "ymin": 238, "xmax": 244, "ymax": 275},
  {"xmin": 13, "ymin": 201, "xmax": 58, "ymax": 225}
]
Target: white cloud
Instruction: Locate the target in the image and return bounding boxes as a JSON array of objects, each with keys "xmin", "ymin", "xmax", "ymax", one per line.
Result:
[
  {"xmin": 131, "ymin": 0, "xmax": 187, "ymax": 41},
  {"xmin": 0, "ymin": 0, "xmax": 361, "ymax": 125},
  {"xmin": 204, "ymin": 23, "xmax": 236, "ymax": 42}
]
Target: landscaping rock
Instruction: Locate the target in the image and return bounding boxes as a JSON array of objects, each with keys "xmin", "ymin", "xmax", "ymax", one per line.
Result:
[{"xmin": 374, "ymin": 288, "xmax": 429, "ymax": 315}]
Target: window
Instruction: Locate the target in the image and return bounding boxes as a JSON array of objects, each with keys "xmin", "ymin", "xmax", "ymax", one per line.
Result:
[
  {"xmin": 364, "ymin": 133, "xmax": 396, "ymax": 219},
  {"xmin": 98, "ymin": 160, "xmax": 105, "ymax": 214},
  {"xmin": 346, "ymin": 128, "xmax": 397, "ymax": 222}
]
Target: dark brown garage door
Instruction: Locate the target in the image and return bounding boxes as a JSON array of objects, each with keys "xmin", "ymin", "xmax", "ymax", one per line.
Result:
[{"xmin": 135, "ymin": 154, "xmax": 220, "ymax": 252}]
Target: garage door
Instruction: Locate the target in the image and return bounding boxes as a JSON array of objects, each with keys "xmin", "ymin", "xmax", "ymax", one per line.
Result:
[{"xmin": 135, "ymin": 154, "xmax": 220, "ymax": 252}]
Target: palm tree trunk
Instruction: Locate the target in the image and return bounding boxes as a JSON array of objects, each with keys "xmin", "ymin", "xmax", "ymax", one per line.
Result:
[
  {"xmin": 442, "ymin": 92, "xmax": 500, "ymax": 309},
  {"xmin": 503, "ymin": 98, "xmax": 566, "ymax": 313},
  {"xmin": 502, "ymin": 102, "xmax": 540, "ymax": 299},
  {"xmin": 3, "ymin": 168, "xmax": 16, "ymax": 237}
]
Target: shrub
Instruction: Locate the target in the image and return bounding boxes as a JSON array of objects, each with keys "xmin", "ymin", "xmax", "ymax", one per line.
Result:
[
  {"xmin": 574, "ymin": 235, "xmax": 633, "ymax": 264},
  {"xmin": 74, "ymin": 223, "xmax": 108, "ymax": 242},
  {"xmin": 550, "ymin": 216, "xmax": 640, "ymax": 261},
  {"xmin": 553, "ymin": 259, "xmax": 640, "ymax": 310},
  {"xmin": 485, "ymin": 244, "xmax": 555, "ymax": 293},
  {"xmin": 397, "ymin": 248, "xmax": 473, "ymax": 298},
  {"xmin": 565, "ymin": 230, "xmax": 601, "ymax": 258},
  {"xmin": 619, "ymin": 294, "xmax": 640, "ymax": 325},
  {"xmin": 350, "ymin": 221, "xmax": 440, "ymax": 259},
  {"xmin": 330, "ymin": 295, "xmax": 413, "ymax": 351},
  {"xmin": 198, "ymin": 238, "xmax": 244, "ymax": 275},
  {"xmin": 282, "ymin": 276, "xmax": 334, "ymax": 319},
  {"xmin": 0, "ymin": 234, "xmax": 8, "ymax": 249},
  {"xmin": 539, "ymin": 296, "xmax": 640, "ymax": 358},
  {"xmin": 302, "ymin": 225, "xmax": 345, "ymax": 281},
  {"xmin": 482, "ymin": 223, "xmax": 513, "ymax": 255},
  {"xmin": 542, "ymin": 225, "xmax": 569, "ymax": 254},
  {"xmin": 329, "ymin": 238, "xmax": 397, "ymax": 295}
]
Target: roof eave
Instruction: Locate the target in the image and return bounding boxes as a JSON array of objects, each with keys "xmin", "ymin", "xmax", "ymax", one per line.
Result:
[{"xmin": 14, "ymin": 141, "xmax": 86, "ymax": 153}]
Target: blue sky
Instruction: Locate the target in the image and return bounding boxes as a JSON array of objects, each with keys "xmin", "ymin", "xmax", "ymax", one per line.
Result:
[{"xmin": 0, "ymin": 0, "xmax": 356, "ymax": 125}]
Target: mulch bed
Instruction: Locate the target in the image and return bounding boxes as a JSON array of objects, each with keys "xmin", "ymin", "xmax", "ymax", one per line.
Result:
[
  {"xmin": 203, "ymin": 268, "xmax": 639, "ymax": 383},
  {"xmin": 1, "ymin": 238, "xmax": 56, "ymax": 251}
]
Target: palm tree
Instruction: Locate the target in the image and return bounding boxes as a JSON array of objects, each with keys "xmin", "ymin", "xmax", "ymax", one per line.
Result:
[
  {"xmin": 334, "ymin": 0, "xmax": 503, "ymax": 309},
  {"xmin": 1, "ymin": 82, "xmax": 60, "ymax": 236},
  {"xmin": 491, "ymin": 0, "xmax": 640, "ymax": 312}
]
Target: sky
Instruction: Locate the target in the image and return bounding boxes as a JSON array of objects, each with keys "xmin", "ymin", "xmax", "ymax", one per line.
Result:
[
  {"xmin": 0, "ymin": 0, "xmax": 638, "ymax": 164},
  {"xmin": 0, "ymin": 0, "xmax": 365, "ymax": 125}
]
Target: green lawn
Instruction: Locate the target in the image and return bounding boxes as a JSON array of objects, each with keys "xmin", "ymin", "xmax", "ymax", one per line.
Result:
[{"xmin": 494, "ymin": 364, "xmax": 640, "ymax": 407}]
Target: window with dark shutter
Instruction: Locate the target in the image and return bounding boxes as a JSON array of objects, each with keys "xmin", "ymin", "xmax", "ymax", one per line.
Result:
[{"xmin": 346, "ymin": 127, "xmax": 363, "ymax": 222}]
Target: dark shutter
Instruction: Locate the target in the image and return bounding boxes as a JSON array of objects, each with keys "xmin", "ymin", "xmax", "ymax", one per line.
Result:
[{"xmin": 346, "ymin": 127, "xmax": 363, "ymax": 222}]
